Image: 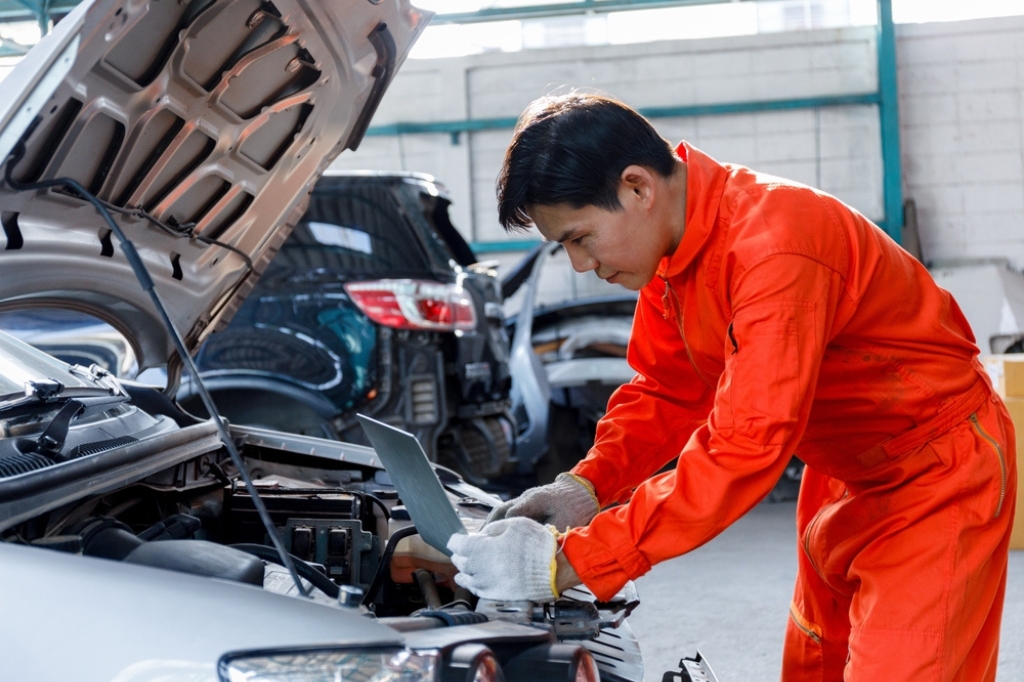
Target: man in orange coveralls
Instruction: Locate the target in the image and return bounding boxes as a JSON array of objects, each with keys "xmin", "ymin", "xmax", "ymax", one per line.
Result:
[{"xmin": 446, "ymin": 93, "xmax": 1017, "ymax": 681}]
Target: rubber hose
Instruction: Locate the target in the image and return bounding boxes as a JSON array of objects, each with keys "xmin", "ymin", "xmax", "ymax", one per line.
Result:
[
  {"xmin": 362, "ymin": 525, "xmax": 420, "ymax": 608},
  {"xmin": 414, "ymin": 569, "xmax": 443, "ymax": 610}
]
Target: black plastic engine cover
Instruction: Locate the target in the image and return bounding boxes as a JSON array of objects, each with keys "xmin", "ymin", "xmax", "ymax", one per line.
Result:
[{"xmin": 124, "ymin": 540, "xmax": 264, "ymax": 586}]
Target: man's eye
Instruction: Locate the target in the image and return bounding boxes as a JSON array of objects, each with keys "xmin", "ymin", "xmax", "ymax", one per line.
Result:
[{"xmin": 572, "ymin": 235, "xmax": 584, "ymax": 245}]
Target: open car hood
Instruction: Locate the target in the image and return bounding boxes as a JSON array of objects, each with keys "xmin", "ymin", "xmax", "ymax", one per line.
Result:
[{"xmin": 0, "ymin": 0, "xmax": 429, "ymax": 374}]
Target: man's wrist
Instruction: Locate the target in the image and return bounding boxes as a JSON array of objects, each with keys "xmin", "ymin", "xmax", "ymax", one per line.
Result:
[{"xmin": 555, "ymin": 545, "xmax": 581, "ymax": 594}]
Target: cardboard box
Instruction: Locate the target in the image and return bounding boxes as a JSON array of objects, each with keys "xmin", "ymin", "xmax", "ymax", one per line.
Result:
[
  {"xmin": 983, "ymin": 355, "xmax": 1024, "ymax": 398},
  {"xmin": 1000, "ymin": 397, "xmax": 1024, "ymax": 550}
]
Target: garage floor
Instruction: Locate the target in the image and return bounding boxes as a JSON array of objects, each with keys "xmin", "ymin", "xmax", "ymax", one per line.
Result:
[{"xmin": 629, "ymin": 500, "xmax": 1024, "ymax": 682}]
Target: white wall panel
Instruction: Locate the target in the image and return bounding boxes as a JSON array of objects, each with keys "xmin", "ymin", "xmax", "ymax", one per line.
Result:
[
  {"xmin": 331, "ymin": 25, "xmax": 883, "ymax": 264},
  {"xmin": 897, "ymin": 16, "xmax": 1024, "ymax": 268},
  {"xmin": 469, "ymin": 129, "xmax": 517, "ymax": 244},
  {"xmin": 326, "ymin": 16, "xmax": 1024, "ymax": 279}
]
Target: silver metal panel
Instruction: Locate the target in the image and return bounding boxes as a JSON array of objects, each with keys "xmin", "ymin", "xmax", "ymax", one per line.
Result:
[
  {"xmin": 356, "ymin": 414, "xmax": 467, "ymax": 556},
  {"xmin": 0, "ymin": 541, "xmax": 402, "ymax": 681}
]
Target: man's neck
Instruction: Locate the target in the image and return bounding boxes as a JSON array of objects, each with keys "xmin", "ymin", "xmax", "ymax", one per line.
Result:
[{"xmin": 665, "ymin": 159, "xmax": 688, "ymax": 255}]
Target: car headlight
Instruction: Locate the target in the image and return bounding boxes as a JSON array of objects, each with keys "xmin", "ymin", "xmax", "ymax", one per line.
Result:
[{"xmin": 220, "ymin": 648, "xmax": 437, "ymax": 681}]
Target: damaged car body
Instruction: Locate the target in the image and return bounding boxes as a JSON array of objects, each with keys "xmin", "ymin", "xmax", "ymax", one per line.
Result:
[
  {"xmin": 183, "ymin": 171, "xmax": 515, "ymax": 486},
  {"xmin": 0, "ymin": 0, "xmax": 685, "ymax": 679}
]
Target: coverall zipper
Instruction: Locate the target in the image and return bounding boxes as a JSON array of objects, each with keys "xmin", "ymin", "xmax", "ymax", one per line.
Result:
[
  {"xmin": 788, "ymin": 604, "xmax": 822, "ymax": 644},
  {"xmin": 969, "ymin": 412, "xmax": 1007, "ymax": 518}
]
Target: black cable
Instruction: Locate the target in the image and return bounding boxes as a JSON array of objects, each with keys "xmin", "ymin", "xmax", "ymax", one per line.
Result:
[
  {"xmin": 358, "ymin": 491, "xmax": 391, "ymax": 521},
  {"xmin": 61, "ymin": 183, "xmax": 255, "ymax": 269},
  {"xmin": 3, "ymin": 142, "xmax": 309, "ymax": 597},
  {"xmin": 230, "ymin": 542, "xmax": 340, "ymax": 599},
  {"xmin": 362, "ymin": 524, "xmax": 419, "ymax": 609}
]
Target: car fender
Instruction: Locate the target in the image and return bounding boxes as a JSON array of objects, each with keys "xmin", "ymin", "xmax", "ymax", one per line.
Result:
[{"xmin": 0, "ymin": 542, "xmax": 401, "ymax": 681}]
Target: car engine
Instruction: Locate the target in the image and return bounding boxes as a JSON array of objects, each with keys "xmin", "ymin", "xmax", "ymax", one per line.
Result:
[{"xmin": 0, "ymin": 383, "xmax": 646, "ymax": 681}]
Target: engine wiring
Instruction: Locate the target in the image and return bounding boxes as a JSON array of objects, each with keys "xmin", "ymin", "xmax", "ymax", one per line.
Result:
[{"xmin": 1, "ymin": 141, "xmax": 310, "ymax": 598}]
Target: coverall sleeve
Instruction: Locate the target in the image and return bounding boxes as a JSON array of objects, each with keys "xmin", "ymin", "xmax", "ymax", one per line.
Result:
[
  {"xmin": 562, "ymin": 252, "xmax": 843, "ymax": 600},
  {"xmin": 570, "ymin": 284, "xmax": 715, "ymax": 506}
]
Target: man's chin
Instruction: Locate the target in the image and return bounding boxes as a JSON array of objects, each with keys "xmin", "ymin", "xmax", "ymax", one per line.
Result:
[
  {"xmin": 602, "ymin": 271, "xmax": 653, "ymax": 290},
  {"xmin": 615, "ymin": 276, "xmax": 647, "ymax": 291},
  {"xmin": 622, "ymin": 273, "xmax": 659, "ymax": 291}
]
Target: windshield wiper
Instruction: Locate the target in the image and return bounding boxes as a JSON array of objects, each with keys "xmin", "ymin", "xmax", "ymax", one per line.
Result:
[
  {"xmin": 0, "ymin": 377, "xmax": 131, "ymax": 461},
  {"xmin": 0, "ymin": 376, "xmax": 125, "ymax": 416},
  {"xmin": 40, "ymin": 398, "xmax": 133, "ymax": 458}
]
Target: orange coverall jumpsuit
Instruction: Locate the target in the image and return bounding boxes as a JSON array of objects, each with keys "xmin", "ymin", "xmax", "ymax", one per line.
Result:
[{"xmin": 560, "ymin": 142, "xmax": 1017, "ymax": 681}]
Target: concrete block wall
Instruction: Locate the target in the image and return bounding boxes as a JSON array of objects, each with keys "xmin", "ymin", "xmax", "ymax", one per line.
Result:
[
  {"xmin": 334, "ymin": 15, "xmax": 1024, "ymax": 277},
  {"xmin": 332, "ymin": 27, "xmax": 883, "ymax": 254},
  {"xmin": 897, "ymin": 16, "xmax": 1024, "ymax": 268}
]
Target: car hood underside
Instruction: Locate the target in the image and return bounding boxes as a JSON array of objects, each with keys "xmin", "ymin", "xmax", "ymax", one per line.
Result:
[{"xmin": 0, "ymin": 0, "xmax": 427, "ymax": 373}]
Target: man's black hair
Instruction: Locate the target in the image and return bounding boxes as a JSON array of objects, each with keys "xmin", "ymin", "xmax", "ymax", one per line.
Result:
[{"xmin": 496, "ymin": 93, "xmax": 677, "ymax": 232}]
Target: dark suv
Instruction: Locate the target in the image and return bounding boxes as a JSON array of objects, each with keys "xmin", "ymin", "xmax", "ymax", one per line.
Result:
[{"xmin": 183, "ymin": 172, "xmax": 514, "ymax": 484}]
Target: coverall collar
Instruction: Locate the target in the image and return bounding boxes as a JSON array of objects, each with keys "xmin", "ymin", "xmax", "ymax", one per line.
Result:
[{"xmin": 656, "ymin": 141, "xmax": 729, "ymax": 280}]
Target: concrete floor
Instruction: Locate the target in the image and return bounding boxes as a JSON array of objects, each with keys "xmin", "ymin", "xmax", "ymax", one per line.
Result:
[{"xmin": 628, "ymin": 500, "xmax": 1024, "ymax": 682}]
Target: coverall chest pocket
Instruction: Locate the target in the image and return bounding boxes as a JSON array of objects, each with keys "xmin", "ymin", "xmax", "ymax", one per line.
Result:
[{"xmin": 726, "ymin": 300, "xmax": 817, "ymax": 445}]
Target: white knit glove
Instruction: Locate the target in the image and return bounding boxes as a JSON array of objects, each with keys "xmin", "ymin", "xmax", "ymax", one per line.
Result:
[
  {"xmin": 447, "ymin": 517, "xmax": 560, "ymax": 602},
  {"xmin": 486, "ymin": 472, "xmax": 599, "ymax": 532}
]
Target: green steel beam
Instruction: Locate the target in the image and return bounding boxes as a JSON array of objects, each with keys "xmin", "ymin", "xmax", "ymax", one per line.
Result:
[
  {"xmin": 433, "ymin": 0, "xmax": 748, "ymax": 25},
  {"xmin": 365, "ymin": 93, "xmax": 882, "ymax": 142},
  {"xmin": 1, "ymin": 0, "xmax": 75, "ymax": 13},
  {"xmin": 877, "ymin": 0, "xmax": 903, "ymax": 243},
  {"xmin": 0, "ymin": 0, "xmax": 74, "ymax": 24},
  {"xmin": 10, "ymin": 0, "xmax": 46, "ymax": 33},
  {"xmin": 640, "ymin": 93, "xmax": 881, "ymax": 118},
  {"xmin": 471, "ymin": 239, "xmax": 543, "ymax": 253}
]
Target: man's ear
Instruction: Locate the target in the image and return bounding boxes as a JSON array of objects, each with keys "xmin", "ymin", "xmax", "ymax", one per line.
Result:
[{"xmin": 620, "ymin": 165, "xmax": 656, "ymax": 207}]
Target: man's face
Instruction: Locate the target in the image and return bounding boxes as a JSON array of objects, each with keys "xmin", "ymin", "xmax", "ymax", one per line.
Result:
[{"xmin": 527, "ymin": 179, "xmax": 675, "ymax": 291}]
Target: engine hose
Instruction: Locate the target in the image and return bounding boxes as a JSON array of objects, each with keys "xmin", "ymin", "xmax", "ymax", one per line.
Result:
[
  {"xmin": 231, "ymin": 543, "xmax": 340, "ymax": 599},
  {"xmin": 413, "ymin": 569, "xmax": 442, "ymax": 610},
  {"xmin": 362, "ymin": 525, "xmax": 420, "ymax": 609}
]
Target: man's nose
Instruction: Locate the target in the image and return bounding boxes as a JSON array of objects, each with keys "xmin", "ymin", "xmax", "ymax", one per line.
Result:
[{"xmin": 566, "ymin": 245, "xmax": 596, "ymax": 273}]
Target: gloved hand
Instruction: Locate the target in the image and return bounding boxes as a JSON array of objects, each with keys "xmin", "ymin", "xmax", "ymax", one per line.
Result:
[
  {"xmin": 447, "ymin": 517, "xmax": 560, "ymax": 602},
  {"xmin": 486, "ymin": 472, "xmax": 599, "ymax": 531}
]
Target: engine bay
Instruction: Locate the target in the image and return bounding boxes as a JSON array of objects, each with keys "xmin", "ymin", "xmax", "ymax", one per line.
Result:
[
  {"xmin": 5, "ymin": 430, "xmax": 451, "ymax": 608},
  {"xmin": 0, "ymin": 414, "xmax": 645, "ymax": 680},
  {"xmin": 0, "ymin": 353, "xmax": 654, "ymax": 682}
]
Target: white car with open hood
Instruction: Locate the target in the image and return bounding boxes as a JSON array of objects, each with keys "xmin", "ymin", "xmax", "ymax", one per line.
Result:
[{"xmin": 0, "ymin": 0, "xmax": 674, "ymax": 680}]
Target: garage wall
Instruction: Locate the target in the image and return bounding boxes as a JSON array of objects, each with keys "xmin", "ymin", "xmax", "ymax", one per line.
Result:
[
  {"xmin": 897, "ymin": 16, "xmax": 1024, "ymax": 267},
  {"xmin": 332, "ymin": 26, "xmax": 883, "ymax": 252},
  {"xmin": 331, "ymin": 15, "xmax": 1024, "ymax": 272}
]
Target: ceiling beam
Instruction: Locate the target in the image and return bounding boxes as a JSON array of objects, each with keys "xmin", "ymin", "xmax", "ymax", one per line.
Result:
[{"xmin": 432, "ymin": 0, "xmax": 751, "ymax": 25}]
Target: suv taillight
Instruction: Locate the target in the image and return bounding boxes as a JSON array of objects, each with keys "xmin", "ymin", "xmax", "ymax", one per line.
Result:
[{"xmin": 345, "ymin": 279, "xmax": 477, "ymax": 331}]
